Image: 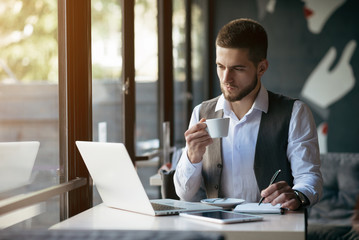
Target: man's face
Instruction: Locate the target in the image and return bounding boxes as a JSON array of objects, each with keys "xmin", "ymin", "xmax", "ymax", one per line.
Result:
[{"xmin": 216, "ymin": 46, "xmax": 259, "ymax": 102}]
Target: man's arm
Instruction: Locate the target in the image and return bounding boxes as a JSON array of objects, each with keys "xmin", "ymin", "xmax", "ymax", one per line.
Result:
[
  {"xmin": 260, "ymin": 100, "xmax": 323, "ymax": 210},
  {"xmin": 173, "ymin": 105, "xmax": 211, "ymax": 201},
  {"xmin": 287, "ymin": 100, "xmax": 323, "ymax": 206},
  {"xmin": 173, "ymin": 151, "xmax": 206, "ymax": 201}
]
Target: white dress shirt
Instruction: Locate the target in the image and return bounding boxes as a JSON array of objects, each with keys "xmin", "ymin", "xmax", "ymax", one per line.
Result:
[{"xmin": 174, "ymin": 86, "xmax": 323, "ymax": 206}]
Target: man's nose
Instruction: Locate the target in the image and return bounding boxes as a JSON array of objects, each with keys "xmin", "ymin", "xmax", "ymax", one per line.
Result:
[{"xmin": 222, "ymin": 69, "xmax": 232, "ymax": 83}]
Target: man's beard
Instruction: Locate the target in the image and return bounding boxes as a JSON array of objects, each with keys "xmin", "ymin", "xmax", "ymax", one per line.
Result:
[{"xmin": 221, "ymin": 76, "xmax": 258, "ymax": 102}]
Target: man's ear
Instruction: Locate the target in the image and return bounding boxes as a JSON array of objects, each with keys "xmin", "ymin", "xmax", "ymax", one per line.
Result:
[{"xmin": 257, "ymin": 59, "xmax": 268, "ymax": 77}]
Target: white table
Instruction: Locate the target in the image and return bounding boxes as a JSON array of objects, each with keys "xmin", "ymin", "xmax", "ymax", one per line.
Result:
[
  {"xmin": 51, "ymin": 203, "xmax": 305, "ymax": 240},
  {"xmin": 149, "ymin": 173, "xmax": 162, "ymax": 186}
]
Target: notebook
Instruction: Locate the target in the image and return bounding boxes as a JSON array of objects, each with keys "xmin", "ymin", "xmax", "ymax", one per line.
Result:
[
  {"xmin": 234, "ymin": 203, "xmax": 284, "ymax": 214},
  {"xmin": 76, "ymin": 141, "xmax": 222, "ymax": 216},
  {"xmin": 0, "ymin": 141, "xmax": 40, "ymax": 192}
]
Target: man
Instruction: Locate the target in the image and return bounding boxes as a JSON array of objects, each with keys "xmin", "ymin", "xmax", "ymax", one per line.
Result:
[{"xmin": 173, "ymin": 18, "xmax": 322, "ymax": 210}]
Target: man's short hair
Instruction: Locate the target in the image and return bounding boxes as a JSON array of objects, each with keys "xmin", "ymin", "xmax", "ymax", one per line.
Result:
[{"xmin": 216, "ymin": 18, "xmax": 268, "ymax": 65}]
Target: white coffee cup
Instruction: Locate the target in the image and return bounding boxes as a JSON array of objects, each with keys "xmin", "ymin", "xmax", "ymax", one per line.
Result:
[{"xmin": 205, "ymin": 118, "xmax": 230, "ymax": 138}]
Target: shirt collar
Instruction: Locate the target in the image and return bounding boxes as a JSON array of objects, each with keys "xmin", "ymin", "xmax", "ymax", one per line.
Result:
[{"xmin": 215, "ymin": 85, "xmax": 269, "ymax": 115}]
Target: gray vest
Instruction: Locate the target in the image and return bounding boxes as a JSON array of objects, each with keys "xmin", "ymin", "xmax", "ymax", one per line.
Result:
[{"xmin": 199, "ymin": 91, "xmax": 295, "ymax": 198}]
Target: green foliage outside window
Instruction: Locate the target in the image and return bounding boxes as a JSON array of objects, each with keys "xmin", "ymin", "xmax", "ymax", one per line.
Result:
[
  {"xmin": 0, "ymin": 0, "xmax": 123, "ymax": 83},
  {"xmin": 0, "ymin": 0, "xmax": 57, "ymax": 83}
]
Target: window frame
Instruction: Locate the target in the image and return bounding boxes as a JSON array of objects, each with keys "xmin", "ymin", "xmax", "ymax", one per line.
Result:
[
  {"xmin": 158, "ymin": 0, "xmax": 174, "ymax": 148},
  {"xmin": 58, "ymin": 0, "xmax": 93, "ymax": 219}
]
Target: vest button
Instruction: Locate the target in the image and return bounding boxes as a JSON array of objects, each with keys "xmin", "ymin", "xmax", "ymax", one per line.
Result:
[
  {"xmin": 214, "ymin": 185, "xmax": 219, "ymax": 189},
  {"xmin": 217, "ymin": 163, "xmax": 222, "ymax": 168}
]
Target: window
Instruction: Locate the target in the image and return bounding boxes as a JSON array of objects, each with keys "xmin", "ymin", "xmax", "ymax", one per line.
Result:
[
  {"xmin": 92, "ymin": 0, "xmax": 123, "ymax": 144},
  {"xmin": 0, "ymin": 0, "xmax": 60, "ymax": 229},
  {"xmin": 91, "ymin": 0, "xmax": 123, "ymax": 206},
  {"xmin": 0, "ymin": 0, "xmax": 212, "ymax": 229},
  {"xmin": 173, "ymin": 0, "xmax": 210, "ymax": 147},
  {"xmin": 173, "ymin": 0, "xmax": 187, "ymax": 147},
  {"xmin": 135, "ymin": 0, "xmax": 159, "ymax": 156},
  {"xmin": 191, "ymin": 0, "xmax": 209, "ymax": 107},
  {"xmin": 134, "ymin": 0, "xmax": 160, "ymax": 199}
]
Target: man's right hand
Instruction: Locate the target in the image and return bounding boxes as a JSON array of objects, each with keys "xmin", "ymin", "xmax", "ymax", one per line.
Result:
[{"xmin": 185, "ymin": 118, "xmax": 213, "ymax": 164}]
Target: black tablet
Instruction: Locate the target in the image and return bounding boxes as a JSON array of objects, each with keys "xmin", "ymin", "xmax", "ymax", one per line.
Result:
[{"xmin": 180, "ymin": 210, "xmax": 263, "ymax": 224}]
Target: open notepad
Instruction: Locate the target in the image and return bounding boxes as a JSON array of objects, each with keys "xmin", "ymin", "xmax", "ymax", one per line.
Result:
[{"xmin": 234, "ymin": 203, "xmax": 284, "ymax": 214}]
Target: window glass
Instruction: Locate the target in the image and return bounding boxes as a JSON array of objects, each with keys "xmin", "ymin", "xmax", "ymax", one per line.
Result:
[
  {"xmin": 173, "ymin": 0, "xmax": 187, "ymax": 148},
  {"xmin": 91, "ymin": 0, "xmax": 123, "ymax": 205},
  {"xmin": 135, "ymin": 0, "xmax": 159, "ymax": 199},
  {"xmin": 135, "ymin": 0, "xmax": 159, "ymax": 155},
  {"xmin": 191, "ymin": 0, "xmax": 207, "ymax": 107},
  {"xmin": 0, "ymin": 0, "xmax": 59, "ymax": 229}
]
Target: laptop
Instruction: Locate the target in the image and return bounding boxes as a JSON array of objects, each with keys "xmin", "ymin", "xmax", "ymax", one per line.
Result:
[
  {"xmin": 0, "ymin": 141, "xmax": 40, "ymax": 192},
  {"xmin": 76, "ymin": 141, "xmax": 222, "ymax": 216}
]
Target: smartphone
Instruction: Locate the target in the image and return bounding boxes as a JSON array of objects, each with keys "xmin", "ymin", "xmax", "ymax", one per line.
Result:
[{"xmin": 180, "ymin": 210, "xmax": 263, "ymax": 224}]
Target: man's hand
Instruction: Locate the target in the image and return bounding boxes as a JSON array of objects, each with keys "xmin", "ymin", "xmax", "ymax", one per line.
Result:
[
  {"xmin": 185, "ymin": 118, "xmax": 213, "ymax": 164},
  {"xmin": 260, "ymin": 181, "xmax": 301, "ymax": 210}
]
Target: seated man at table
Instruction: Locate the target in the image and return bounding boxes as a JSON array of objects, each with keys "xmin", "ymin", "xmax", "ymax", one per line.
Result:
[{"xmin": 173, "ymin": 18, "xmax": 322, "ymax": 211}]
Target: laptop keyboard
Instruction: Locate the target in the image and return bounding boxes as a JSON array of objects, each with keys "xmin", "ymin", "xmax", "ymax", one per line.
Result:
[{"xmin": 151, "ymin": 202, "xmax": 185, "ymax": 211}]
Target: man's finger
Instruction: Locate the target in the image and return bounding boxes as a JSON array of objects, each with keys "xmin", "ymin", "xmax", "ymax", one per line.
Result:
[{"xmin": 185, "ymin": 122, "xmax": 207, "ymax": 136}]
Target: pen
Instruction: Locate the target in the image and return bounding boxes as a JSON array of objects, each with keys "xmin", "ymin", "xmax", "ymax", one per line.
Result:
[{"xmin": 258, "ymin": 169, "xmax": 282, "ymax": 206}]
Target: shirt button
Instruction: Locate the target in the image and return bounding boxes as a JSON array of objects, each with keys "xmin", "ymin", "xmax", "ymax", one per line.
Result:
[
  {"xmin": 214, "ymin": 185, "xmax": 219, "ymax": 189},
  {"xmin": 217, "ymin": 163, "xmax": 222, "ymax": 168}
]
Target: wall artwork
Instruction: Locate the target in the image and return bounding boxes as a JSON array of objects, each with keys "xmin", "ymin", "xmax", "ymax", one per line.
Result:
[{"xmin": 215, "ymin": 0, "xmax": 359, "ymax": 153}]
